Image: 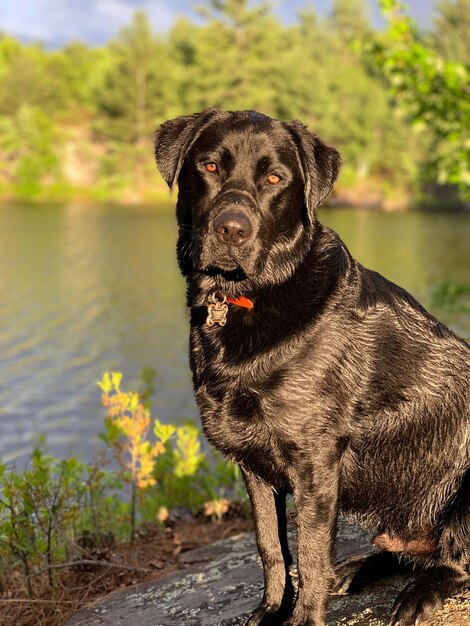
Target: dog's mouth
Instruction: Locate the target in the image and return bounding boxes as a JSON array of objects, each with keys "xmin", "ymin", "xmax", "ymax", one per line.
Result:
[
  {"xmin": 195, "ymin": 235, "xmax": 264, "ymax": 291},
  {"xmin": 201, "ymin": 263, "xmax": 248, "ymax": 282},
  {"xmin": 196, "ymin": 261, "xmax": 254, "ymax": 297}
]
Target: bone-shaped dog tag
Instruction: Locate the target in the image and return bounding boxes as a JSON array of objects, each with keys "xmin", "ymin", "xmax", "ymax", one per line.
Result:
[{"xmin": 206, "ymin": 293, "xmax": 228, "ymax": 327}]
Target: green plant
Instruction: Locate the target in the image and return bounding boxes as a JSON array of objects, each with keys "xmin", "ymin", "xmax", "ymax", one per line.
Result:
[
  {"xmin": 0, "ymin": 445, "xmax": 84, "ymax": 594},
  {"xmin": 369, "ymin": 0, "xmax": 470, "ymax": 197},
  {"xmin": 98, "ymin": 371, "xmax": 248, "ymax": 526},
  {"xmin": 150, "ymin": 430, "xmax": 247, "ymax": 520},
  {"xmin": 432, "ymin": 282, "xmax": 470, "ymax": 312},
  {"xmin": 203, "ymin": 497, "xmax": 231, "ymax": 522},
  {"xmin": 98, "ymin": 372, "xmax": 172, "ymax": 543},
  {"xmin": 0, "ymin": 370, "xmax": 249, "ymax": 605},
  {"xmin": 139, "ymin": 366, "xmax": 157, "ymax": 404},
  {"xmin": 150, "ymin": 421, "xmax": 208, "ymax": 516}
]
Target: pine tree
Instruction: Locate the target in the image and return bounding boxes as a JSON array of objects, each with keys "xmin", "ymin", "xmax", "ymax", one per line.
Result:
[
  {"xmin": 94, "ymin": 11, "xmax": 176, "ymax": 145},
  {"xmin": 171, "ymin": 0, "xmax": 281, "ymax": 112},
  {"xmin": 93, "ymin": 11, "xmax": 179, "ymax": 189}
]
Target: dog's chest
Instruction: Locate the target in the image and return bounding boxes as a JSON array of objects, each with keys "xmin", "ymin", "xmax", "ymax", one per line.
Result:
[
  {"xmin": 189, "ymin": 322, "xmax": 322, "ymax": 487},
  {"xmin": 194, "ymin": 375, "xmax": 294, "ymax": 488}
]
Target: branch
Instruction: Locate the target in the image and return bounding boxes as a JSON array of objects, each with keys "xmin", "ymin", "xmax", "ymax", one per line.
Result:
[
  {"xmin": 26, "ymin": 559, "xmax": 149, "ymax": 579},
  {"xmin": 0, "ymin": 598, "xmax": 83, "ymax": 604}
]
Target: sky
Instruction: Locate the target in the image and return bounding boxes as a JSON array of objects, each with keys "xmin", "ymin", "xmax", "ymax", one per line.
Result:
[{"xmin": 0, "ymin": 0, "xmax": 436, "ymax": 49}]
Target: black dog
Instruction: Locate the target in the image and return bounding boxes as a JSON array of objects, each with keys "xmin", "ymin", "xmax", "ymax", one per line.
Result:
[{"xmin": 155, "ymin": 109, "xmax": 470, "ymax": 626}]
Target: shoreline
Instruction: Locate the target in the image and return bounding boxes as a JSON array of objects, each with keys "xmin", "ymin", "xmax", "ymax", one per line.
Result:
[{"xmin": 0, "ymin": 192, "xmax": 468, "ymax": 212}]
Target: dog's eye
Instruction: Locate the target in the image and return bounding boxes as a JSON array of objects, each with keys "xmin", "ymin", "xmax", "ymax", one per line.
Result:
[
  {"xmin": 205, "ymin": 163, "xmax": 218, "ymax": 173},
  {"xmin": 267, "ymin": 174, "xmax": 281, "ymax": 185}
]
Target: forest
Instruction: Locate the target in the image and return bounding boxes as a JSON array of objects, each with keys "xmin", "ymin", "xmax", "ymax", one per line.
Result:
[{"xmin": 0, "ymin": 0, "xmax": 468, "ymax": 208}]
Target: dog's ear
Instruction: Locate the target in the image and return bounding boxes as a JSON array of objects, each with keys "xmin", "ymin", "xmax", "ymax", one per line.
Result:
[
  {"xmin": 287, "ymin": 120, "xmax": 341, "ymax": 220},
  {"xmin": 155, "ymin": 109, "xmax": 220, "ymax": 188}
]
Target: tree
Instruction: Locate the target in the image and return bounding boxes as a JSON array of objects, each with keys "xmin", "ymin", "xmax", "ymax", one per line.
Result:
[
  {"xmin": 93, "ymin": 11, "xmax": 179, "ymax": 188},
  {"xmin": 51, "ymin": 42, "xmax": 104, "ymax": 109},
  {"xmin": 370, "ymin": 0, "xmax": 470, "ymax": 197},
  {"xmin": 197, "ymin": 0, "xmax": 270, "ymax": 27},
  {"xmin": 433, "ymin": 0, "xmax": 470, "ymax": 64},
  {"xmin": 0, "ymin": 41, "xmax": 68, "ymax": 115},
  {"xmin": 329, "ymin": 0, "xmax": 372, "ymax": 43},
  {"xmin": 96, "ymin": 12, "xmax": 143, "ymax": 143},
  {"xmin": 267, "ymin": 10, "xmax": 332, "ymax": 124},
  {"xmin": 0, "ymin": 1, "xmax": 460, "ymax": 204},
  {"xmin": 170, "ymin": 0, "xmax": 283, "ymax": 113},
  {"xmin": 0, "ymin": 105, "xmax": 59, "ymax": 198},
  {"xmin": 279, "ymin": 6, "xmax": 415, "ymax": 190}
]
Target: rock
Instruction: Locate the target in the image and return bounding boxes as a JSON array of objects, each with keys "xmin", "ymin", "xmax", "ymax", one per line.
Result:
[{"xmin": 66, "ymin": 519, "xmax": 470, "ymax": 626}]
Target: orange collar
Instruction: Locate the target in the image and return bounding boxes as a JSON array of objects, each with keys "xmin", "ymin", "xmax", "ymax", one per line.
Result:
[{"xmin": 226, "ymin": 295, "xmax": 254, "ymax": 309}]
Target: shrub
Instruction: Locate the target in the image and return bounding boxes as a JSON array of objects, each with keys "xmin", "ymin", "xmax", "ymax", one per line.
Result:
[{"xmin": 0, "ymin": 371, "xmax": 248, "ymax": 598}]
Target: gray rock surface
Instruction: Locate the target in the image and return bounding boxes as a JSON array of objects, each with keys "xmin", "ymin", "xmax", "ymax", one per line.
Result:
[{"xmin": 66, "ymin": 520, "xmax": 470, "ymax": 626}]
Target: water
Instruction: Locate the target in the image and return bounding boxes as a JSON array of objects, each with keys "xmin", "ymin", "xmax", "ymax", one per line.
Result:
[{"xmin": 0, "ymin": 204, "xmax": 469, "ymax": 464}]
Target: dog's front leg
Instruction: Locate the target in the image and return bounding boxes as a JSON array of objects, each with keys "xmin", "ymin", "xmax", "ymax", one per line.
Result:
[
  {"xmin": 288, "ymin": 458, "xmax": 339, "ymax": 626},
  {"xmin": 243, "ymin": 470, "xmax": 295, "ymax": 625}
]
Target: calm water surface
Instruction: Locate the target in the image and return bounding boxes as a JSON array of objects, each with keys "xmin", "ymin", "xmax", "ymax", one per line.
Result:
[{"xmin": 0, "ymin": 204, "xmax": 469, "ymax": 464}]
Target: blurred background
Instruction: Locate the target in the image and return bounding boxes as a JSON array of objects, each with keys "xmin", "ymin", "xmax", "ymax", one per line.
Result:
[{"xmin": 0, "ymin": 0, "xmax": 469, "ymax": 464}]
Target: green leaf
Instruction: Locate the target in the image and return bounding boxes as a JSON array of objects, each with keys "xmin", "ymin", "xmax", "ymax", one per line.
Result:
[{"xmin": 154, "ymin": 420, "xmax": 176, "ymax": 444}]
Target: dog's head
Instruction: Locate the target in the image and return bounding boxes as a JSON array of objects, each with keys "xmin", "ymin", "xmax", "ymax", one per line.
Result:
[{"xmin": 155, "ymin": 109, "xmax": 341, "ymax": 294}]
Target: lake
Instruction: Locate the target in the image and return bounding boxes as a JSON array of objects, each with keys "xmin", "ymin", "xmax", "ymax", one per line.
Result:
[{"xmin": 0, "ymin": 204, "xmax": 469, "ymax": 465}]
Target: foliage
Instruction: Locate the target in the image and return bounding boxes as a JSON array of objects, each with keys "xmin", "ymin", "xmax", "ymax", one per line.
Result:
[
  {"xmin": 369, "ymin": 0, "xmax": 470, "ymax": 198},
  {"xmin": 203, "ymin": 497, "xmax": 231, "ymax": 522},
  {"xmin": 432, "ymin": 281, "xmax": 470, "ymax": 312},
  {"xmin": 1, "ymin": 1, "xmax": 466, "ymax": 205},
  {"xmin": 0, "ymin": 444, "xmax": 122, "ymax": 594},
  {"xmin": 0, "ymin": 105, "xmax": 60, "ymax": 198},
  {"xmin": 328, "ymin": 0, "xmax": 372, "ymax": 43},
  {"xmin": 98, "ymin": 371, "xmax": 246, "ymax": 527},
  {"xmin": 433, "ymin": 0, "xmax": 470, "ymax": 65},
  {"xmin": 150, "ymin": 426, "xmax": 245, "ymax": 517},
  {"xmin": 98, "ymin": 372, "xmax": 165, "ymax": 489},
  {"xmin": 0, "ymin": 447, "xmax": 76, "ymax": 593},
  {"xmin": 0, "ymin": 371, "xmax": 247, "ymax": 599}
]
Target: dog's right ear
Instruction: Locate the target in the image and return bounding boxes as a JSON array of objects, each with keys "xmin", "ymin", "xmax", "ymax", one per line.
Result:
[{"xmin": 155, "ymin": 109, "xmax": 219, "ymax": 188}]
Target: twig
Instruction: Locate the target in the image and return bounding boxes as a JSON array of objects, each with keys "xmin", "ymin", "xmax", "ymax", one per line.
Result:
[
  {"xmin": 0, "ymin": 598, "xmax": 84, "ymax": 605},
  {"xmin": 61, "ymin": 567, "xmax": 116, "ymax": 593},
  {"xmin": 26, "ymin": 560, "xmax": 149, "ymax": 579}
]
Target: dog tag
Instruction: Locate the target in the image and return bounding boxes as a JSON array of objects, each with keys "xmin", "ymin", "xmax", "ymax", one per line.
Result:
[{"xmin": 206, "ymin": 293, "xmax": 228, "ymax": 327}]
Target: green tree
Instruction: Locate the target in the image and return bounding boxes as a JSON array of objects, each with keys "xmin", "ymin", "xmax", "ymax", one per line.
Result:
[
  {"xmin": 0, "ymin": 41, "xmax": 68, "ymax": 115},
  {"xmin": 94, "ymin": 11, "xmax": 178, "ymax": 188},
  {"xmin": 276, "ymin": 6, "xmax": 415, "ymax": 192},
  {"xmin": 329, "ymin": 0, "xmax": 372, "ymax": 42},
  {"xmin": 267, "ymin": 8, "xmax": 331, "ymax": 123},
  {"xmin": 95, "ymin": 11, "xmax": 174, "ymax": 143},
  {"xmin": 170, "ymin": 0, "xmax": 282, "ymax": 113},
  {"xmin": 370, "ymin": 0, "xmax": 470, "ymax": 197},
  {"xmin": 0, "ymin": 0, "xmax": 463, "ymax": 205},
  {"xmin": 50, "ymin": 42, "xmax": 105, "ymax": 109},
  {"xmin": 433, "ymin": 0, "xmax": 470, "ymax": 64},
  {"xmin": 0, "ymin": 105, "xmax": 60, "ymax": 198}
]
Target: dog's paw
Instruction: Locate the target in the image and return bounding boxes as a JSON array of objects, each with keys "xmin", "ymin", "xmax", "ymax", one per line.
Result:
[
  {"xmin": 331, "ymin": 556, "xmax": 367, "ymax": 595},
  {"xmin": 244, "ymin": 602, "xmax": 291, "ymax": 625},
  {"xmin": 389, "ymin": 582, "xmax": 443, "ymax": 626},
  {"xmin": 284, "ymin": 614, "xmax": 325, "ymax": 626},
  {"xmin": 281, "ymin": 602, "xmax": 326, "ymax": 626},
  {"xmin": 332, "ymin": 551, "xmax": 411, "ymax": 596}
]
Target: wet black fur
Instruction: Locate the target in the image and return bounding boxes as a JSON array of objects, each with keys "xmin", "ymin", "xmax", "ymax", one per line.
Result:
[{"xmin": 155, "ymin": 109, "xmax": 470, "ymax": 626}]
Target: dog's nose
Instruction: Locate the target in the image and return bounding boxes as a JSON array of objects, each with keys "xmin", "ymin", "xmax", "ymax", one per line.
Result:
[{"xmin": 213, "ymin": 210, "xmax": 253, "ymax": 246}]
